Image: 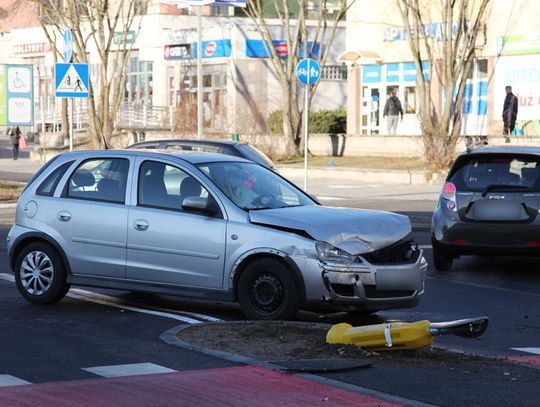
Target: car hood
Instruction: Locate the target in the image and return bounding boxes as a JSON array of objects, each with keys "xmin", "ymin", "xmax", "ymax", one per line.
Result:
[{"xmin": 249, "ymin": 206, "xmax": 411, "ymax": 254}]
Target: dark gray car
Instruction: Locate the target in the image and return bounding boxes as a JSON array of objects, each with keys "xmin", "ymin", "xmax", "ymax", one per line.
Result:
[
  {"xmin": 432, "ymin": 146, "xmax": 540, "ymax": 271},
  {"xmin": 8, "ymin": 150, "xmax": 426, "ymax": 320},
  {"xmin": 127, "ymin": 139, "xmax": 275, "ymax": 170}
]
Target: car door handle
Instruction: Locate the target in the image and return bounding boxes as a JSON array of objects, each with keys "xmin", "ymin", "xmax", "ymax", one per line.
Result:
[
  {"xmin": 57, "ymin": 211, "xmax": 72, "ymax": 222},
  {"xmin": 134, "ymin": 219, "xmax": 149, "ymax": 231}
]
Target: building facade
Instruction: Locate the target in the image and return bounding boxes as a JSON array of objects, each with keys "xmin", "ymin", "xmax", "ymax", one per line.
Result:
[
  {"xmin": 344, "ymin": 0, "xmax": 540, "ymax": 137},
  {"xmin": 0, "ymin": 1, "xmax": 347, "ymax": 135}
]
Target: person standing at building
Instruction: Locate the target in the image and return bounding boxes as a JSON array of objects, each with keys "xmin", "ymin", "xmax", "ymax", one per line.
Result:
[
  {"xmin": 6, "ymin": 126, "xmax": 20, "ymax": 160},
  {"xmin": 502, "ymin": 85, "xmax": 518, "ymax": 135},
  {"xmin": 383, "ymin": 88, "xmax": 404, "ymax": 136}
]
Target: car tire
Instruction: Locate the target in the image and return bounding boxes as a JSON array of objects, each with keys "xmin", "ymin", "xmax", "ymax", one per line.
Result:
[
  {"xmin": 432, "ymin": 244, "xmax": 454, "ymax": 272},
  {"xmin": 237, "ymin": 258, "xmax": 300, "ymax": 320},
  {"xmin": 14, "ymin": 242, "xmax": 70, "ymax": 305}
]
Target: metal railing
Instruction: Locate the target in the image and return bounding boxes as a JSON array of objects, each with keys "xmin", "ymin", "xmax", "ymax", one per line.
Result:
[
  {"xmin": 115, "ymin": 104, "xmax": 174, "ymax": 130},
  {"xmin": 34, "ymin": 102, "xmax": 175, "ymax": 132}
]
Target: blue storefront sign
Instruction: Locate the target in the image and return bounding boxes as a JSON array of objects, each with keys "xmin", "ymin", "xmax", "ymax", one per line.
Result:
[
  {"xmin": 193, "ymin": 39, "xmax": 232, "ymax": 58},
  {"xmin": 246, "ymin": 40, "xmax": 320, "ymax": 58},
  {"xmin": 385, "ymin": 63, "xmax": 400, "ymax": 82},
  {"xmin": 403, "ymin": 61, "xmax": 430, "ymax": 82},
  {"xmin": 362, "ymin": 65, "xmax": 382, "ymax": 83}
]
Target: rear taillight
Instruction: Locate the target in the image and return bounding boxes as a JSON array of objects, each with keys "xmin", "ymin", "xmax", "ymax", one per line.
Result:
[{"xmin": 441, "ymin": 182, "xmax": 457, "ymax": 211}]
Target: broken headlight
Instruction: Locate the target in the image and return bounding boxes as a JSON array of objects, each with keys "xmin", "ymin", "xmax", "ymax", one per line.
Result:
[{"xmin": 316, "ymin": 241, "xmax": 358, "ymax": 265}]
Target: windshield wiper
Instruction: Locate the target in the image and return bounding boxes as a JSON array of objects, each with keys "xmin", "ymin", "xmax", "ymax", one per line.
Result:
[{"xmin": 481, "ymin": 184, "xmax": 529, "ymax": 197}]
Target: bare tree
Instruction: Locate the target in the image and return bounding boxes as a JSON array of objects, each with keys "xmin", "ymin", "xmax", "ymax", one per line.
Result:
[
  {"xmin": 395, "ymin": 0, "xmax": 491, "ymax": 169},
  {"xmin": 33, "ymin": 0, "xmax": 147, "ymax": 148},
  {"xmin": 244, "ymin": 0, "xmax": 355, "ymax": 156}
]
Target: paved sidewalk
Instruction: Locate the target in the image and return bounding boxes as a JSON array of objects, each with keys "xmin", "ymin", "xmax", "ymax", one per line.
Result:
[
  {"xmin": 0, "ymin": 365, "xmax": 405, "ymax": 407},
  {"xmin": 0, "ymin": 140, "xmax": 43, "ymax": 183}
]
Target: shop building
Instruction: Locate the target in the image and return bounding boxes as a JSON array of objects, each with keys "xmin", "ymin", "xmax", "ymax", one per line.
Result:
[
  {"xmin": 344, "ymin": 0, "xmax": 540, "ymax": 137},
  {"xmin": 0, "ymin": 1, "xmax": 347, "ymax": 135}
]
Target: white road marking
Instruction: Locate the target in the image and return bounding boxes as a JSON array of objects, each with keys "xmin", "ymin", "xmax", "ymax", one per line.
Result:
[
  {"xmin": 82, "ymin": 363, "xmax": 176, "ymax": 378},
  {"xmin": 511, "ymin": 348, "xmax": 540, "ymax": 355},
  {"xmin": 418, "ymin": 245, "xmax": 432, "ymax": 250},
  {"xmin": 69, "ymin": 288, "xmax": 223, "ymax": 323},
  {"xmin": 316, "ymin": 196, "xmax": 347, "ymax": 200},
  {"xmin": 0, "ymin": 273, "xmax": 222, "ymax": 324},
  {"xmin": 0, "ymin": 273, "xmax": 14, "ymax": 282},
  {"xmin": 0, "ymin": 375, "xmax": 31, "ymax": 387}
]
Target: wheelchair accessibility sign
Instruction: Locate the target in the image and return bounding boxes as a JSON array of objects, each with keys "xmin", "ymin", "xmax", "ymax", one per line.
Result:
[{"xmin": 55, "ymin": 63, "xmax": 89, "ymax": 98}]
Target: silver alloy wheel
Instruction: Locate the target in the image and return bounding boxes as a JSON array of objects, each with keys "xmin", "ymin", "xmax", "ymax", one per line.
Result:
[{"xmin": 19, "ymin": 250, "xmax": 54, "ymax": 295}]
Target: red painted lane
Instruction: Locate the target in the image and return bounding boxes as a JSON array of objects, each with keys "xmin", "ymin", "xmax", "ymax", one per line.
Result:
[
  {"xmin": 0, "ymin": 365, "xmax": 402, "ymax": 407},
  {"xmin": 507, "ymin": 355, "xmax": 540, "ymax": 367}
]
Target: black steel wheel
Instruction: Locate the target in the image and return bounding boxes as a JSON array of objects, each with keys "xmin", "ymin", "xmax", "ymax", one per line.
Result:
[
  {"xmin": 237, "ymin": 258, "xmax": 300, "ymax": 320},
  {"xmin": 14, "ymin": 242, "xmax": 69, "ymax": 304}
]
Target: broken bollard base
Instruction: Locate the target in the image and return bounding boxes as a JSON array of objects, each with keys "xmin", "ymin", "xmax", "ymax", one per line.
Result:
[{"xmin": 326, "ymin": 317, "xmax": 489, "ymax": 351}]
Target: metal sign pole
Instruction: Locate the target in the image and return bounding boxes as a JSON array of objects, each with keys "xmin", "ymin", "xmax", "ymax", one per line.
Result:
[
  {"xmin": 69, "ymin": 98, "xmax": 73, "ymax": 151},
  {"xmin": 303, "ymin": 59, "xmax": 310, "ymax": 192},
  {"xmin": 197, "ymin": 5, "xmax": 203, "ymax": 139}
]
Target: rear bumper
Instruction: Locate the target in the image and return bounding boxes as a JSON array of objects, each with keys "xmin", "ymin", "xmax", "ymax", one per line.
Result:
[{"xmin": 433, "ymin": 207, "xmax": 540, "ymax": 255}]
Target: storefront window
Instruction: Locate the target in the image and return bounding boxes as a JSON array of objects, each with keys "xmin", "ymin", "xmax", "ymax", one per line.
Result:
[
  {"xmin": 405, "ymin": 86, "xmax": 416, "ymax": 114},
  {"xmin": 167, "ymin": 63, "xmax": 228, "ymax": 133},
  {"xmin": 125, "ymin": 52, "xmax": 153, "ymax": 104}
]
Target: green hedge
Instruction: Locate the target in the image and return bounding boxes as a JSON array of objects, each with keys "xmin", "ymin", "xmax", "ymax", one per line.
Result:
[{"xmin": 268, "ymin": 109, "xmax": 347, "ymax": 134}]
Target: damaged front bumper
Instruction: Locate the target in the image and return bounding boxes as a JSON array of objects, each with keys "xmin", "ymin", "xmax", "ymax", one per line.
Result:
[{"xmin": 318, "ymin": 249, "xmax": 428, "ymax": 311}]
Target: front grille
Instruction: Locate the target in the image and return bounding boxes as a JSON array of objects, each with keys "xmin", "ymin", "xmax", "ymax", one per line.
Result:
[
  {"xmin": 362, "ymin": 239, "xmax": 419, "ymax": 265},
  {"xmin": 364, "ymin": 285, "xmax": 415, "ymax": 298},
  {"xmin": 330, "ymin": 283, "xmax": 354, "ymax": 297}
]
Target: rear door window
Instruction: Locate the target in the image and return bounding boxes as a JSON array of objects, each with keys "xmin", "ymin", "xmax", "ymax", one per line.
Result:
[
  {"xmin": 66, "ymin": 158, "xmax": 130, "ymax": 203},
  {"xmin": 449, "ymin": 154, "xmax": 540, "ymax": 191}
]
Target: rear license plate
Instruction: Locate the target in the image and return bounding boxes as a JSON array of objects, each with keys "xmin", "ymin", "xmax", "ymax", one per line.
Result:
[{"xmin": 469, "ymin": 199, "xmax": 527, "ymax": 221}]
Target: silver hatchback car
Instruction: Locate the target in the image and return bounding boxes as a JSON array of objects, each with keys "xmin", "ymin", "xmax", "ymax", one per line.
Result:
[{"xmin": 7, "ymin": 150, "xmax": 427, "ymax": 320}]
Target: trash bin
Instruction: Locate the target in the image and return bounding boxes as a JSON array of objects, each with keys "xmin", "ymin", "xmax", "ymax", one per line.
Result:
[{"xmin": 231, "ymin": 133, "xmax": 239, "ymax": 141}]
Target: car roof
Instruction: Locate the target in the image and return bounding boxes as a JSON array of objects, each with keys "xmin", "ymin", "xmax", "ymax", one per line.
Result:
[
  {"xmin": 57, "ymin": 149, "xmax": 251, "ymax": 165},
  {"xmin": 465, "ymin": 146, "xmax": 540, "ymax": 156},
  {"xmin": 130, "ymin": 139, "xmax": 246, "ymax": 147}
]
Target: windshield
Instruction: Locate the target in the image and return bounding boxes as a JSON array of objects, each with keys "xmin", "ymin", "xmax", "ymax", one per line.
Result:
[
  {"xmin": 449, "ymin": 154, "xmax": 540, "ymax": 191},
  {"xmin": 197, "ymin": 162, "xmax": 315, "ymax": 210},
  {"xmin": 236, "ymin": 144, "xmax": 275, "ymax": 169}
]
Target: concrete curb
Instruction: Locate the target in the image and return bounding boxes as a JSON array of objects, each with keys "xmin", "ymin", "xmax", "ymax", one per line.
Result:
[
  {"xmin": 277, "ymin": 166, "xmax": 444, "ymax": 186},
  {"xmin": 160, "ymin": 321, "xmax": 437, "ymax": 407}
]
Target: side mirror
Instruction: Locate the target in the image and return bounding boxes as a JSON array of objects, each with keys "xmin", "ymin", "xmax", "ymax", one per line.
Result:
[{"xmin": 182, "ymin": 196, "xmax": 219, "ymax": 216}]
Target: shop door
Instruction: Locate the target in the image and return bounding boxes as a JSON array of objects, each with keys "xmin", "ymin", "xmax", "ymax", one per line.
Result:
[{"xmin": 361, "ymin": 86, "xmax": 380, "ymax": 135}]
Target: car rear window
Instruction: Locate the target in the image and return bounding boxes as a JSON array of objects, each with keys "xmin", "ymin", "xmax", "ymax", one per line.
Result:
[
  {"xmin": 236, "ymin": 144, "xmax": 274, "ymax": 169},
  {"xmin": 448, "ymin": 154, "xmax": 540, "ymax": 191}
]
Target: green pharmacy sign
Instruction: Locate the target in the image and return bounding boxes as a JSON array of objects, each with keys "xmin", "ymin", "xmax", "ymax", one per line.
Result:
[{"xmin": 500, "ymin": 34, "xmax": 540, "ymax": 55}]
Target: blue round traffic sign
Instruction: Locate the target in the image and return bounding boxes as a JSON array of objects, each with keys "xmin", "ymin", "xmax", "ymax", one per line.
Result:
[
  {"xmin": 64, "ymin": 28, "xmax": 73, "ymax": 63},
  {"xmin": 296, "ymin": 58, "xmax": 321, "ymax": 86}
]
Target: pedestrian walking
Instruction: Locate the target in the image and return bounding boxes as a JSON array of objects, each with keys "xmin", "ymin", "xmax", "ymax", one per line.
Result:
[
  {"xmin": 383, "ymin": 88, "xmax": 404, "ymax": 136},
  {"xmin": 6, "ymin": 126, "xmax": 20, "ymax": 160},
  {"xmin": 502, "ymin": 85, "xmax": 518, "ymax": 135}
]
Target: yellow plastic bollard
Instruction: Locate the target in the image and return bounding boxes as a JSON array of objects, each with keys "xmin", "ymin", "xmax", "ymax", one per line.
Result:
[{"xmin": 326, "ymin": 321, "xmax": 433, "ymax": 351}]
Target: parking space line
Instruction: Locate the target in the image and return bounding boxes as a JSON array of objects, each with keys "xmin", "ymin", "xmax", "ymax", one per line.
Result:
[
  {"xmin": 82, "ymin": 363, "xmax": 176, "ymax": 378},
  {"xmin": 0, "ymin": 273, "xmax": 221, "ymax": 324},
  {"xmin": 418, "ymin": 245, "xmax": 432, "ymax": 250},
  {"xmin": 0, "ymin": 375, "xmax": 31, "ymax": 387}
]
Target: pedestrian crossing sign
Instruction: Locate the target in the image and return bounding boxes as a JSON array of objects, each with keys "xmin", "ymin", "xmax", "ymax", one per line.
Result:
[{"xmin": 55, "ymin": 63, "xmax": 89, "ymax": 98}]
